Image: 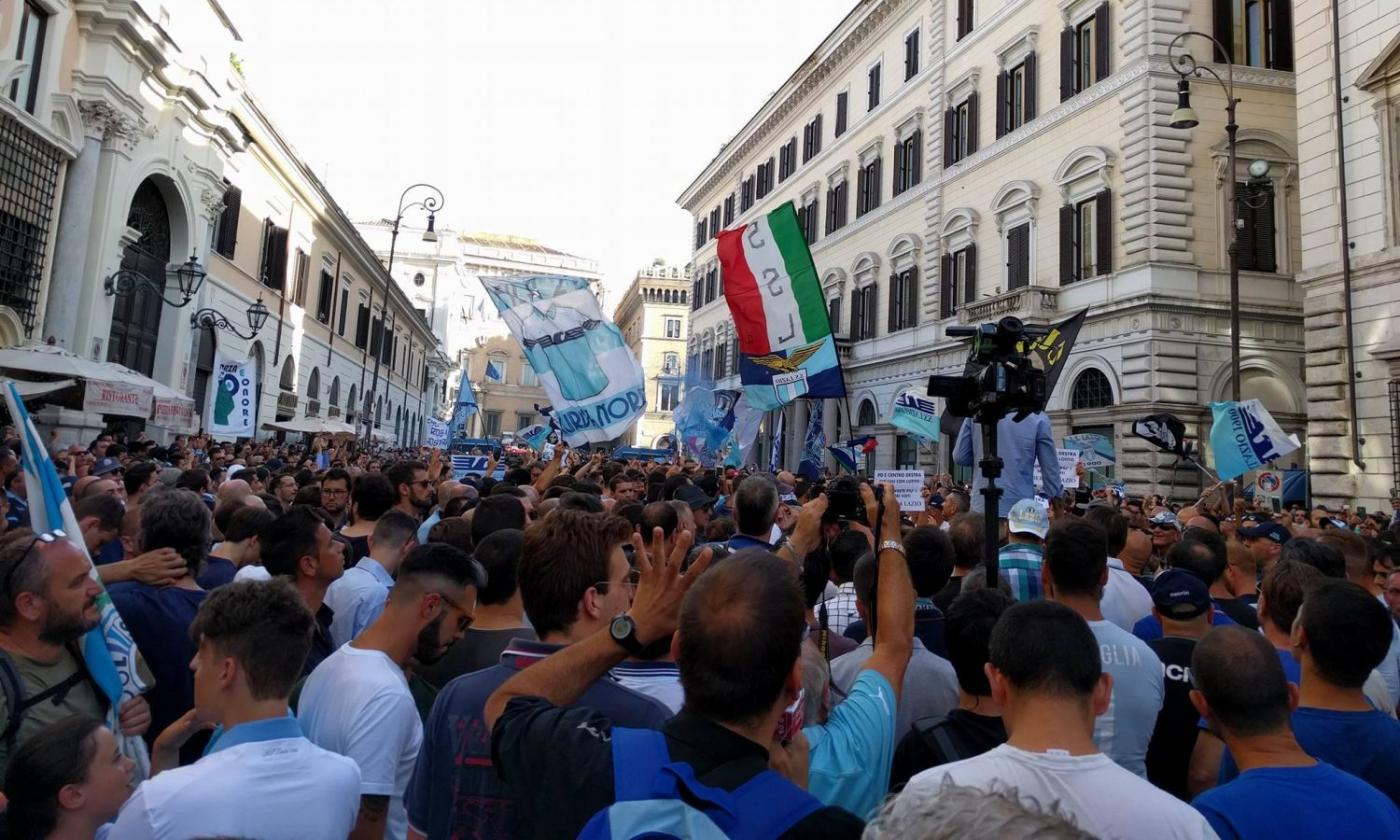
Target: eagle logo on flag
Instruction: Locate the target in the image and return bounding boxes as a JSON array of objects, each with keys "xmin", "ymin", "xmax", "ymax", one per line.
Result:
[{"xmin": 749, "ymin": 340, "xmax": 824, "ymax": 374}]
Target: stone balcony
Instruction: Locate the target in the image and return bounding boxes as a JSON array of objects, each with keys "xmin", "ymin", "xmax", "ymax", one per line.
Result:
[{"xmin": 960, "ymin": 286, "xmax": 1059, "ymax": 325}]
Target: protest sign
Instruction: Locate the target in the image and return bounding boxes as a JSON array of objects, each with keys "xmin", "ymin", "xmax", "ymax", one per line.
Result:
[
  {"xmin": 1034, "ymin": 449, "xmax": 1082, "ymax": 491},
  {"xmin": 1063, "ymin": 433, "xmax": 1115, "ymax": 468},
  {"xmin": 873, "ymin": 469, "xmax": 926, "ymax": 511},
  {"xmin": 425, "ymin": 418, "xmax": 449, "ymax": 448}
]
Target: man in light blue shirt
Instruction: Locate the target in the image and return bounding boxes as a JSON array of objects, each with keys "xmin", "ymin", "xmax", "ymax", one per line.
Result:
[
  {"xmin": 954, "ymin": 412, "xmax": 1060, "ymax": 519},
  {"xmin": 416, "ymin": 481, "xmax": 470, "ymax": 543},
  {"xmin": 327, "ymin": 510, "xmax": 418, "ymax": 647}
]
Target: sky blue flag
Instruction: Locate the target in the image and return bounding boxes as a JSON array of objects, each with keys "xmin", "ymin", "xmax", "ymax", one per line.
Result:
[
  {"xmin": 770, "ymin": 410, "xmax": 785, "ymax": 473},
  {"xmin": 828, "ymin": 443, "xmax": 859, "ymax": 473},
  {"xmin": 517, "ymin": 423, "xmax": 551, "ymax": 450},
  {"xmin": 797, "ymin": 401, "xmax": 825, "ymax": 480},
  {"xmin": 889, "ymin": 389, "xmax": 940, "ymax": 443},
  {"xmin": 2, "ymin": 383, "xmax": 151, "ymax": 777},
  {"xmin": 1208, "ymin": 399, "xmax": 1301, "ymax": 480},
  {"xmin": 448, "ymin": 368, "xmax": 477, "ymax": 440},
  {"xmin": 485, "ymin": 360, "xmax": 504, "ymax": 382},
  {"xmin": 675, "ymin": 388, "xmax": 741, "ymax": 467}
]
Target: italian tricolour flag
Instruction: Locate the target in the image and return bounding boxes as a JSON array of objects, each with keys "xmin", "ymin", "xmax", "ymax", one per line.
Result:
[{"xmin": 716, "ymin": 203, "xmax": 846, "ymax": 410}]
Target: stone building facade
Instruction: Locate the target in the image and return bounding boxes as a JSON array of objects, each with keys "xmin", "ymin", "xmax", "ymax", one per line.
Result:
[{"xmin": 613, "ymin": 261, "xmax": 690, "ymax": 447}]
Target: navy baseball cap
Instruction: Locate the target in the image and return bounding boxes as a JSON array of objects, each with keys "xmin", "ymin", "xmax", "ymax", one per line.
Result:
[
  {"xmin": 1152, "ymin": 569, "xmax": 1212, "ymax": 620},
  {"xmin": 1238, "ymin": 522, "xmax": 1291, "ymax": 545}
]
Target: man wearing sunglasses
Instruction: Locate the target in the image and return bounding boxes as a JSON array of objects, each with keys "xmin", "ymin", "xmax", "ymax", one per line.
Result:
[
  {"xmin": 0, "ymin": 528, "xmax": 152, "ymax": 776},
  {"xmin": 388, "ymin": 461, "xmax": 433, "ymax": 523},
  {"xmin": 300, "ymin": 542, "xmax": 483, "ymax": 840}
]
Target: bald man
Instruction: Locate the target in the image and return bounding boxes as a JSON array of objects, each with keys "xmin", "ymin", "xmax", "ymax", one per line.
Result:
[{"xmin": 418, "ymin": 481, "xmax": 470, "ymax": 543}]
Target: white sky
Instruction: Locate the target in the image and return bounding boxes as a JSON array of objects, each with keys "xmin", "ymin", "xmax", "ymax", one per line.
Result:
[{"xmin": 232, "ymin": 0, "xmax": 857, "ymax": 305}]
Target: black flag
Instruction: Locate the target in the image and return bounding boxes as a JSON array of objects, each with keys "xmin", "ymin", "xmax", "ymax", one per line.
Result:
[{"xmin": 1132, "ymin": 413, "xmax": 1188, "ymax": 457}]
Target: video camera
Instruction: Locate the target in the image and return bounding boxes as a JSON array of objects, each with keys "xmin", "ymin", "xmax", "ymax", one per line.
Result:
[{"xmin": 926, "ymin": 316, "xmax": 1049, "ymax": 423}]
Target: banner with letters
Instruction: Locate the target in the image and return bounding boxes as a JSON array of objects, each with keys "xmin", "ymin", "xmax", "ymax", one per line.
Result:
[
  {"xmin": 204, "ymin": 352, "xmax": 256, "ymax": 438},
  {"xmin": 481, "ymin": 274, "xmax": 645, "ymax": 446},
  {"xmin": 1209, "ymin": 400, "xmax": 1301, "ymax": 480},
  {"xmin": 1063, "ymin": 433, "xmax": 1115, "ymax": 467},
  {"xmin": 889, "ymin": 389, "xmax": 940, "ymax": 442},
  {"xmin": 82, "ymin": 380, "xmax": 152, "ymax": 419},
  {"xmin": 425, "ymin": 417, "xmax": 450, "ymax": 448}
]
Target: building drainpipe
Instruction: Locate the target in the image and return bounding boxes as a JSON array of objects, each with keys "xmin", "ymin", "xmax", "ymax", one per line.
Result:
[{"xmin": 1331, "ymin": 0, "xmax": 1365, "ymax": 472}]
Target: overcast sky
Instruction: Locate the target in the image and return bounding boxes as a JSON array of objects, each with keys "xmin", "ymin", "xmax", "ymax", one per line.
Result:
[{"xmin": 232, "ymin": 0, "xmax": 857, "ymax": 304}]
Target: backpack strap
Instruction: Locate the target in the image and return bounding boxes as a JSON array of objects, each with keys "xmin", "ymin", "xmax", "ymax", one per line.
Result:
[
  {"xmin": 914, "ymin": 717, "xmax": 971, "ymax": 765},
  {"xmin": 609, "ymin": 727, "xmax": 675, "ymax": 802},
  {"xmin": 727, "ymin": 768, "xmax": 824, "ymax": 839},
  {"xmin": 0, "ymin": 649, "xmax": 25, "ymax": 744}
]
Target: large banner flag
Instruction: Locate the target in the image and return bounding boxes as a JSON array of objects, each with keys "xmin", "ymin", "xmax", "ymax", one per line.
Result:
[
  {"xmin": 481, "ymin": 274, "xmax": 646, "ymax": 446},
  {"xmin": 890, "ymin": 389, "xmax": 941, "ymax": 443},
  {"xmin": 770, "ymin": 410, "xmax": 786, "ymax": 473},
  {"xmin": 1133, "ymin": 412, "xmax": 1189, "ymax": 458},
  {"xmin": 675, "ymin": 387, "xmax": 742, "ymax": 466},
  {"xmin": 517, "ymin": 423, "xmax": 552, "ymax": 451},
  {"xmin": 717, "ymin": 203, "xmax": 845, "ymax": 410},
  {"xmin": 1208, "ymin": 400, "xmax": 1301, "ymax": 480},
  {"xmin": 204, "ymin": 351, "xmax": 255, "ymax": 438},
  {"xmin": 447, "ymin": 368, "xmax": 477, "ymax": 440},
  {"xmin": 2, "ymin": 383, "xmax": 152, "ymax": 777},
  {"xmin": 797, "ymin": 401, "xmax": 826, "ymax": 480}
]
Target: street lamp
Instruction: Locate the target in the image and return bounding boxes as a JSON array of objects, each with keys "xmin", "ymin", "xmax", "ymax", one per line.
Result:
[
  {"xmin": 190, "ymin": 297, "xmax": 271, "ymax": 340},
  {"xmin": 104, "ymin": 252, "xmax": 208, "ymax": 308},
  {"xmin": 365, "ymin": 183, "xmax": 445, "ymax": 440}
]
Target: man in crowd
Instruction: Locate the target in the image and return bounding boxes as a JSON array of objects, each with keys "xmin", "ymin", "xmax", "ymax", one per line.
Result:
[
  {"xmin": 0, "ymin": 530, "xmax": 151, "ymax": 776},
  {"xmin": 326, "ymin": 509, "xmax": 419, "ymax": 647},
  {"xmin": 271, "ymin": 472, "xmax": 299, "ymax": 513},
  {"xmin": 201, "ymin": 505, "xmax": 275, "ymax": 589},
  {"xmin": 2, "ymin": 471, "xmax": 26, "ymax": 531},
  {"xmin": 1042, "ymin": 518, "xmax": 1164, "ymax": 777},
  {"xmin": 1240, "ymin": 520, "xmax": 1289, "ymax": 574},
  {"xmin": 998, "ymin": 499, "xmax": 1048, "ymax": 602},
  {"xmin": 107, "ymin": 580, "xmax": 362, "ymax": 837},
  {"xmin": 1321, "ymin": 528, "xmax": 1400, "ymax": 704},
  {"xmin": 419, "ymin": 529, "xmax": 535, "ymax": 687},
  {"xmin": 1150, "ymin": 511, "xmax": 1183, "ymax": 563},
  {"xmin": 300, "ymin": 543, "xmax": 482, "ymax": 840},
  {"xmin": 674, "ymin": 484, "xmax": 714, "ymax": 533},
  {"xmin": 1386, "ymin": 568, "xmax": 1400, "ymax": 626},
  {"xmin": 893, "ymin": 601, "xmax": 1214, "ymax": 837},
  {"xmin": 387, "ymin": 462, "xmax": 432, "ymax": 523},
  {"xmin": 340, "ymin": 474, "xmax": 399, "ymax": 564},
  {"xmin": 1188, "ymin": 625, "xmax": 1400, "ymax": 837},
  {"xmin": 1084, "ymin": 503, "xmax": 1154, "ymax": 631},
  {"xmin": 260, "ymin": 506, "xmax": 347, "ymax": 678},
  {"xmin": 605, "ymin": 474, "xmax": 640, "ymax": 506},
  {"xmin": 953, "ymin": 412, "xmax": 1060, "ymax": 519},
  {"xmin": 639, "ymin": 501, "xmax": 680, "ymax": 557},
  {"xmin": 936, "ymin": 513, "xmax": 984, "ymax": 612},
  {"xmin": 821, "ymin": 529, "xmax": 874, "ymax": 637},
  {"xmin": 469, "ymin": 494, "xmax": 526, "ymax": 546},
  {"xmin": 891, "ymin": 588, "xmax": 1013, "ymax": 791},
  {"xmin": 320, "ymin": 467, "xmax": 353, "ymax": 528},
  {"xmin": 1144, "ymin": 569, "xmax": 1214, "ymax": 800},
  {"xmin": 417, "ymin": 480, "xmax": 469, "ymax": 543},
  {"xmin": 405, "ymin": 509, "xmax": 670, "ymax": 839}
]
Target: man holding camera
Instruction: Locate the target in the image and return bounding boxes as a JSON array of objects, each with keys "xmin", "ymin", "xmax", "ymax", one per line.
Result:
[{"xmin": 952, "ymin": 412, "xmax": 1060, "ymax": 519}]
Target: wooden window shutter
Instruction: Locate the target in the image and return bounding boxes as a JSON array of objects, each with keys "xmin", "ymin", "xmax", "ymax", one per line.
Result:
[
  {"xmin": 963, "ymin": 244, "xmax": 978, "ymax": 308},
  {"xmin": 814, "ymin": 114, "xmax": 823, "ymax": 153},
  {"xmin": 966, "ymin": 92, "xmax": 979, "ymax": 153},
  {"xmin": 1212, "ymin": 0, "xmax": 1234, "ymax": 63},
  {"xmin": 894, "ymin": 142, "xmax": 906, "ymax": 193},
  {"xmin": 851, "ymin": 287, "xmax": 863, "ymax": 339},
  {"xmin": 873, "ymin": 157, "xmax": 883, "ymax": 208},
  {"xmin": 1008, "ymin": 224, "xmax": 1030, "ymax": 289},
  {"xmin": 1094, "ymin": 3, "xmax": 1110, "ymax": 82},
  {"xmin": 1095, "ymin": 189, "xmax": 1113, "ymax": 274},
  {"xmin": 825, "ymin": 187, "xmax": 836, "ymax": 233},
  {"xmin": 1060, "ymin": 26, "xmax": 1075, "ymax": 101},
  {"xmin": 911, "ymin": 129, "xmax": 923, "ymax": 184},
  {"xmin": 941, "ymin": 253, "xmax": 955, "ymax": 318},
  {"xmin": 1060, "ymin": 204, "xmax": 1076, "ymax": 283},
  {"xmin": 996, "ymin": 71, "xmax": 1008, "ymax": 138},
  {"xmin": 1270, "ymin": 1, "xmax": 1293, "ymax": 71},
  {"xmin": 216, "ymin": 186, "xmax": 241, "ymax": 257},
  {"xmin": 904, "ymin": 268, "xmax": 918, "ymax": 328},
  {"xmin": 944, "ymin": 108, "xmax": 956, "ymax": 167},
  {"xmin": 1024, "ymin": 52, "xmax": 1038, "ymax": 119},
  {"xmin": 888, "ymin": 273, "xmax": 899, "ymax": 333},
  {"xmin": 865, "ymin": 286, "xmax": 877, "ymax": 338}
]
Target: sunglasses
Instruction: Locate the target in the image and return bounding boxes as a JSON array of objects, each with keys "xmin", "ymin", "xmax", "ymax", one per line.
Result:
[
  {"xmin": 432, "ymin": 590, "xmax": 475, "ymax": 633},
  {"xmin": 4, "ymin": 529, "xmax": 67, "ymax": 595}
]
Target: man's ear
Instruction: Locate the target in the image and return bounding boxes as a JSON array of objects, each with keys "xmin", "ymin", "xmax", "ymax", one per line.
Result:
[
  {"xmin": 1091, "ymin": 672, "xmax": 1113, "ymax": 717},
  {"xmin": 298, "ymin": 553, "xmax": 318, "ymax": 579},
  {"xmin": 57, "ymin": 781, "xmax": 86, "ymax": 811}
]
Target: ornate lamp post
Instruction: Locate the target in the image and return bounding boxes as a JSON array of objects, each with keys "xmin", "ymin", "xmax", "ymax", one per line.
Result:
[
  {"xmin": 190, "ymin": 297, "xmax": 271, "ymax": 340},
  {"xmin": 104, "ymin": 253, "xmax": 207, "ymax": 308}
]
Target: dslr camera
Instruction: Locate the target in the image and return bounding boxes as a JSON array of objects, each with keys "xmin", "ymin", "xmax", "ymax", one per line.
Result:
[
  {"xmin": 926, "ymin": 316, "xmax": 1049, "ymax": 423},
  {"xmin": 824, "ymin": 475, "xmax": 866, "ymax": 524}
]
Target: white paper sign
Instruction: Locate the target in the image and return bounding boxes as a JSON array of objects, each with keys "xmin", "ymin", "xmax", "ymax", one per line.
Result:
[
  {"xmin": 425, "ymin": 417, "xmax": 449, "ymax": 448},
  {"xmin": 1063, "ymin": 433, "xmax": 1115, "ymax": 468},
  {"xmin": 873, "ymin": 469, "xmax": 927, "ymax": 511},
  {"xmin": 1034, "ymin": 449, "xmax": 1082, "ymax": 491}
]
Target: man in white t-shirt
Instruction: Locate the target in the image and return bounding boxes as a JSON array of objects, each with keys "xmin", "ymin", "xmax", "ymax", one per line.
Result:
[
  {"xmin": 897, "ymin": 601, "xmax": 1214, "ymax": 840},
  {"xmin": 1084, "ymin": 503, "xmax": 1153, "ymax": 631},
  {"xmin": 1043, "ymin": 518, "xmax": 1164, "ymax": 778},
  {"xmin": 300, "ymin": 543, "xmax": 483, "ymax": 840},
  {"xmin": 108, "ymin": 580, "xmax": 361, "ymax": 839}
]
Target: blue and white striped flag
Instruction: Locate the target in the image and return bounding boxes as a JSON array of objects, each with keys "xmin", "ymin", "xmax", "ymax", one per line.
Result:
[
  {"xmin": 828, "ymin": 444, "xmax": 860, "ymax": 473},
  {"xmin": 1208, "ymin": 399, "xmax": 1300, "ymax": 480},
  {"xmin": 769, "ymin": 410, "xmax": 785, "ymax": 473},
  {"xmin": 797, "ymin": 401, "xmax": 825, "ymax": 480},
  {"xmin": 2, "ymin": 382, "xmax": 151, "ymax": 777}
]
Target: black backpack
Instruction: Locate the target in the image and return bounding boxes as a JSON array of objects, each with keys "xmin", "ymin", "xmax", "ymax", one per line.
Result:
[
  {"xmin": 0, "ymin": 646, "xmax": 96, "ymax": 746},
  {"xmin": 911, "ymin": 716, "xmax": 981, "ymax": 766}
]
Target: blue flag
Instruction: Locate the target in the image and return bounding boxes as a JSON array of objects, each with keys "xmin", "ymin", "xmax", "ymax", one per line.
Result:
[
  {"xmin": 828, "ymin": 444, "xmax": 859, "ymax": 473},
  {"xmin": 2, "ymin": 383, "xmax": 151, "ymax": 777},
  {"xmin": 517, "ymin": 423, "xmax": 551, "ymax": 450},
  {"xmin": 485, "ymin": 360, "xmax": 504, "ymax": 382},
  {"xmin": 889, "ymin": 389, "xmax": 940, "ymax": 443},
  {"xmin": 798, "ymin": 402, "xmax": 825, "ymax": 480},
  {"xmin": 1208, "ymin": 399, "xmax": 1301, "ymax": 480},
  {"xmin": 448, "ymin": 369, "xmax": 477, "ymax": 440}
]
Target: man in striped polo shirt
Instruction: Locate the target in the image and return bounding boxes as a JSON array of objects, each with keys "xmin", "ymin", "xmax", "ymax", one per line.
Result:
[{"xmin": 999, "ymin": 499, "xmax": 1049, "ymax": 602}]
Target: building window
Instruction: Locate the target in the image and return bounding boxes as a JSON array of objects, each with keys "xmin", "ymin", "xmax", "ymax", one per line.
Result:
[
  {"xmin": 856, "ymin": 156, "xmax": 883, "ymax": 218},
  {"xmin": 827, "ymin": 297, "xmax": 842, "ymax": 335},
  {"xmin": 1070, "ymin": 369, "xmax": 1114, "ymax": 410},
  {"xmin": 835, "ymin": 91, "xmax": 849, "ymax": 137},
  {"xmin": 850, "ymin": 284, "xmax": 878, "ymax": 341},
  {"xmin": 705, "ymin": 267, "xmax": 717, "ymax": 303},
  {"xmin": 291, "ymin": 249, "xmax": 309, "ymax": 307},
  {"xmin": 1216, "ymin": 0, "xmax": 1293, "ymax": 70},
  {"xmin": 8, "ymin": 2, "xmax": 48, "ymax": 114},
  {"xmin": 1236, "ymin": 181, "xmax": 1277, "ymax": 272},
  {"xmin": 714, "ymin": 340, "xmax": 728, "ymax": 379},
  {"xmin": 1061, "ymin": 4, "xmax": 1111, "ymax": 101},
  {"xmin": 0, "ymin": 111, "xmax": 60, "ymax": 335},
  {"xmin": 741, "ymin": 176, "xmax": 755, "ymax": 211},
  {"xmin": 413, "ymin": 271, "xmax": 426, "ymax": 287},
  {"xmin": 258, "ymin": 221, "xmax": 289, "ymax": 290},
  {"xmin": 710, "ymin": 206, "xmax": 721, "ymax": 239},
  {"xmin": 1060, "ymin": 190, "xmax": 1113, "ymax": 283},
  {"xmin": 868, "ymin": 62, "xmax": 882, "ymax": 111},
  {"xmin": 516, "ymin": 413, "xmax": 534, "ymax": 431},
  {"xmin": 483, "ymin": 411, "xmax": 502, "ymax": 437},
  {"xmin": 896, "ymin": 435, "xmax": 919, "ymax": 469},
  {"xmin": 212, "ymin": 183, "xmax": 241, "ymax": 259},
  {"xmin": 997, "ymin": 55, "xmax": 1038, "ymax": 138},
  {"xmin": 486, "ymin": 356, "xmax": 506, "ymax": 382},
  {"xmin": 779, "ymin": 138, "xmax": 798, "ymax": 182},
  {"xmin": 694, "ymin": 218, "xmax": 707, "ymax": 250},
  {"xmin": 888, "ymin": 267, "xmax": 919, "ymax": 332},
  {"xmin": 723, "ymin": 193, "xmax": 736, "ymax": 225},
  {"xmin": 354, "ymin": 303, "xmax": 370, "ymax": 348},
  {"xmin": 825, "ymin": 180, "xmax": 849, "ymax": 233},
  {"xmin": 659, "ymin": 382, "xmax": 680, "ymax": 412},
  {"xmin": 956, "ymin": 0, "xmax": 975, "ymax": 40},
  {"xmin": 797, "ymin": 196, "xmax": 820, "ymax": 244},
  {"xmin": 757, "ymin": 157, "xmax": 775, "ymax": 198},
  {"xmin": 338, "ymin": 289, "xmax": 349, "ymax": 335},
  {"xmin": 1006, "ymin": 223, "xmax": 1032, "ymax": 290},
  {"xmin": 904, "ymin": 28, "xmax": 921, "ymax": 80},
  {"xmin": 664, "ymin": 317, "xmax": 682, "ymax": 338},
  {"xmin": 662, "ymin": 352, "xmax": 679, "ymax": 374},
  {"xmin": 941, "ymin": 244, "xmax": 977, "ymax": 319},
  {"xmin": 520, "ymin": 363, "xmax": 539, "ymax": 387},
  {"xmin": 316, "ymin": 269, "xmax": 334, "ymax": 323},
  {"xmin": 894, "ymin": 129, "xmax": 923, "ymax": 196},
  {"xmin": 803, "ymin": 115, "xmax": 824, "ymax": 162},
  {"xmin": 945, "ymin": 95, "xmax": 979, "ymax": 165}
]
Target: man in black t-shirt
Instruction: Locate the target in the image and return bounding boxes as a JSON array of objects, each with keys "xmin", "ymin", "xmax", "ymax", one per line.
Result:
[{"xmin": 1145, "ymin": 569, "xmax": 1213, "ymax": 799}]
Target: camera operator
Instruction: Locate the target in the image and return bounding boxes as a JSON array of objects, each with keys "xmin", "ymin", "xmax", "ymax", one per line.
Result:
[{"xmin": 952, "ymin": 412, "xmax": 1060, "ymax": 519}]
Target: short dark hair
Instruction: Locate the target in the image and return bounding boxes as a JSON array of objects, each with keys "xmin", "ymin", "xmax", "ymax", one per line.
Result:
[
  {"xmin": 3, "ymin": 714, "xmax": 104, "ymax": 838},
  {"xmin": 1043, "ymin": 519, "xmax": 1108, "ymax": 597},
  {"xmin": 73, "ymin": 493, "xmax": 123, "ymax": 532},
  {"xmin": 678, "ymin": 549, "xmax": 804, "ymax": 725},
  {"xmin": 733, "ymin": 475, "xmax": 779, "ymax": 536},
  {"xmin": 175, "ymin": 468, "xmax": 210, "ymax": 493},
  {"xmin": 223, "ymin": 505, "xmax": 276, "ymax": 544},
  {"xmin": 0, "ymin": 531, "xmax": 46, "ymax": 626},
  {"xmin": 123, "ymin": 461, "xmax": 159, "ymax": 495},
  {"xmin": 640, "ymin": 501, "xmax": 679, "ymax": 539},
  {"xmin": 140, "ymin": 488, "xmax": 212, "ymax": 577},
  {"xmin": 372, "ymin": 509, "xmax": 420, "ymax": 550},
  {"xmin": 1315, "ymin": 530, "xmax": 1370, "ymax": 583},
  {"xmin": 395, "ymin": 542, "xmax": 484, "ymax": 596},
  {"xmin": 475, "ymin": 529, "xmax": 525, "ymax": 606},
  {"xmin": 574, "ymin": 480, "xmax": 603, "ymax": 496},
  {"xmin": 1279, "ymin": 538, "xmax": 1345, "ymax": 579},
  {"xmin": 989, "ymin": 601, "xmax": 1101, "ymax": 696},
  {"xmin": 427, "ymin": 517, "xmax": 474, "ymax": 553},
  {"xmin": 904, "ymin": 526, "xmax": 956, "ymax": 598},
  {"xmin": 190, "ymin": 579, "xmax": 314, "ymax": 700},
  {"xmin": 851, "ymin": 552, "xmax": 881, "ymax": 632},
  {"xmin": 350, "ymin": 473, "xmax": 397, "ymax": 521},
  {"xmin": 259, "ymin": 507, "xmax": 325, "ymax": 578},
  {"xmin": 386, "ymin": 460, "xmax": 428, "ymax": 498},
  {"xmin": 948, "ymin": 513, "xmax": 985, "ymax": 570},
  {"xmin": 1299, "ymin": 579, "xmax": 1393, "ymax": 689},
  {"xmin": 1166, "ymin": 537, "xmax": 1227, "ymax": 585},
  {"xmin": 947, "ymin": 588, "xmax": 1014, "ymax": 696},
  {"xmin": 800, "ymin": 547, "xmax": 832, "ymax": 610},
  {"xmin": 321, "ymin": 468, "xmax": 351, "ymax": 487},
  {"xmin": 1191, "ymin": 625, "xmax": 1292, "ymax": 736},
  {"xmin": 292, "ymin": 485, "xmax": 322, "ymax": 507},
  {"xmin": 1259, "ymin": 560, "xmax": 1325, "ymax": 634},
  {"xmin": 519, "ymin": 509, "xmax": 632, "ymax": 637},
  {"xmin": 828, "ymin": 530, "xmax": 869, "ymax": 584},
  {"xmin": 506, "ymin": 467, "xmax": 532, "ymax": 486},
  {"xmin": 471, "ymin": 494, "xmax": 526, "ymax": 545},
  {"xmin": 558, "ymin": 491, "xmax": 604, "ymax": 514},
  {"xmin": 1081, "ymin": 505, "xmax": 1128, "ymax": 557}
]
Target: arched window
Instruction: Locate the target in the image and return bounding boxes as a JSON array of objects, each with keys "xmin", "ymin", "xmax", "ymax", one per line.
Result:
[
  {"xmin": 306, "ymin": 368, "xmax": 321, "ymax": 416},
  {"xmin": 279, "ymin": 357, "xmax": 296, "ymax": 391},
  {"xmin": 346, "ymin": 384, "xmax": 358, "ymax": 423},
  {"xmin": 329, "ymin": 376, "xmax": 340, "ymax": 407},
  {"xmin": 1070, "ymin": 368, "xmax": 1114, "ymax": 410},
  {"xmin": 858, "ymin": 399, "xmax": 877, "ymax": 427}
]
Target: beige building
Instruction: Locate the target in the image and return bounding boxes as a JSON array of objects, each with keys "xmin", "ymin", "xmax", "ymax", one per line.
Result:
[
  {"xmin": 1294, "ymin": 0, "xmax": 1400, "ymax": 507},
  {"xmin": 614, "ymin": 261, "xmax": 691, "ymax": 447},
  {"xmin": 680, "ymin": 0, "xmax": 1305, "ymax": 493},
  {"xmin": 460, "ymin": 334, "xmax": 548, "ymax": 439}
]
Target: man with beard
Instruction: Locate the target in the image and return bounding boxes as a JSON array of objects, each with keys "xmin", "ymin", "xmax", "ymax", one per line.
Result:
[
  {"xmin": 0, "ymin": 530, "xmax": 152, "ymax": 776},
  {"xmin": 299, "ymin": 542, "xmax": 483, "ymax": 840},
  {"xmin": 387, "ymin": 461, "xmax": 433, "ymax": 523},
  {"xmin": 320, "ymin": 468, "xmax": 353, "ymax": 528}
]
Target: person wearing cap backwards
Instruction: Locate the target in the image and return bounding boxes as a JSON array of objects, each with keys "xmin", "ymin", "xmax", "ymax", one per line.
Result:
[
  {"xmin": 1144, "ymin": 569, "xmax": 1214, "ymax": 800},
  {"xmin": 1149, "ymin": 510, "xmax": 1183, "ymax": 564},
  {"xmin": 1239, "ymin": 521, "xmax": 1289, "ymax": 576},
  {"xmin": 999, "ymin": 500, "xmax": 1049, "ymax": 602}
]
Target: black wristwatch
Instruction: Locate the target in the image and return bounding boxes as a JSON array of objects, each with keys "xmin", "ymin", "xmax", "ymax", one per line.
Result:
[{"xmin": 609, "ymin": 614, "xmax": 644, "ymax": 655}]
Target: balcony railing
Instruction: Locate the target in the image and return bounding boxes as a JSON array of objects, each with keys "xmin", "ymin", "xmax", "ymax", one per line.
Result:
[{"xmin": 960, "ymin": 287, "xmax": 1059, "ymax": 324}]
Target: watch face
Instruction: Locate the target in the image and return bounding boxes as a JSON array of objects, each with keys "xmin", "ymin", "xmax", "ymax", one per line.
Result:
[{"xmin": 610, "ymin": 614, "xmax": 632, "ymax": 640}]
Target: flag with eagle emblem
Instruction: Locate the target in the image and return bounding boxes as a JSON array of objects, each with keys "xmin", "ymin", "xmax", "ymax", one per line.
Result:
[{"xmin": 717, "ymin": 202, "xmax": 846, "ymax": 410}]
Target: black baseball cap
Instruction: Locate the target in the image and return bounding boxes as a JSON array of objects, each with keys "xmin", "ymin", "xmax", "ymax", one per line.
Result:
[{"xmin": 1152, "ymin": 569, "xmax": 1212, "ymax": 620}]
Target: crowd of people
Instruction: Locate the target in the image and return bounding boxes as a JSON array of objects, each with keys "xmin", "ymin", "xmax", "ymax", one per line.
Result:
[{"xmin": 0, "ymin": 427, "xmax": 1396, "ymax": 839}]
